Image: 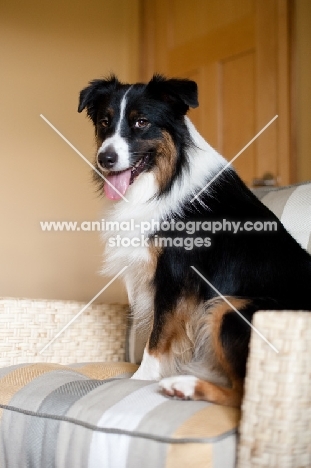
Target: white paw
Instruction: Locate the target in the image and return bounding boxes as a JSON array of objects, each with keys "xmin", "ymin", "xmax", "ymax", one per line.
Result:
[{"xmin": 159, "ymin": 375, "xmax": 198, "ymax": 400}]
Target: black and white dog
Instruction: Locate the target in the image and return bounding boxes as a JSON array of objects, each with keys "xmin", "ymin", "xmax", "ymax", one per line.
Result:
[{"xmin": 78, "ymin": 75, "xmax": 311, "ymax": 407}]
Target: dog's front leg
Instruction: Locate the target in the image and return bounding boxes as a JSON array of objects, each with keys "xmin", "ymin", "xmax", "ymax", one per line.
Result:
[{"xmin": 131, "ymin": 346, "xmax": 161, "ymax": 380}]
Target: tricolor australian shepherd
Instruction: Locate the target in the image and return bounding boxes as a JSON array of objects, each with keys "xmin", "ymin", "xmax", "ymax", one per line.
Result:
[{"xmin": 78, "ymin": 75, "xmax": 311, "ymax": 407}]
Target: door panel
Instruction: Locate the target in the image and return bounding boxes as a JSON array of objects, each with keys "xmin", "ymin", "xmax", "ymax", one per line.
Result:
[
  {"xmin": 141, "ymin": 0, "xmax": 291, "ymax": 186},
  {"xmin": 222, "ymin": 51, "xmax": 255, "ymax": 185}
]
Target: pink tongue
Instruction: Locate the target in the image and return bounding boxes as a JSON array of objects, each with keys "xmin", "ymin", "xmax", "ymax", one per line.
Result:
[{"xmin": 104, "ymin": 169, "xmax": 132, "ymax": 200}]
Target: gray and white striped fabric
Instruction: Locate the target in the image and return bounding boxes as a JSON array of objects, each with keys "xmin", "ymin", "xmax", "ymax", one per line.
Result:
[
  {"xmin": 0, "ymin": 363, "xmax": 239, "ymax": 468},
  {"xmin": 255, "ymin": 181, "xmax": 311, "ymax": 254}
]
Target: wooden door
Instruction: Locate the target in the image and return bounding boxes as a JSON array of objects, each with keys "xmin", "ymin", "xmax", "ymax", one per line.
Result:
[{"xmin": 140, "ymin": 0, "xmax": 292, "ymax": 186}]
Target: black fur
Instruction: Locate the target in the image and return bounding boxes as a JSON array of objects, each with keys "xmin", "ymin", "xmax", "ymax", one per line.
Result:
[{"xmin": 151, "ymin": 169, "xmax": 311, "ymax": 375}]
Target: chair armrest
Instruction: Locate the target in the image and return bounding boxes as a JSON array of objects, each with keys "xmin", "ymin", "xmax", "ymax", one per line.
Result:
[
  {"xmin": 237, "ymin": 310, "xmax": 311, "ymax": 467},
  {"xmin": 0, "ymin": 298, "xmax": 128, "ymax": 366}
]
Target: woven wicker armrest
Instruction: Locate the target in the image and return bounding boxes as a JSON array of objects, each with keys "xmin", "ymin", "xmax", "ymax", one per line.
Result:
[
  {"xmin": 0, "ymin": 298, "xmax": 129, "ymax": 366},
  {"xmin": 237, "ymin": 310, "xmax": 311, "ymax": 468}
]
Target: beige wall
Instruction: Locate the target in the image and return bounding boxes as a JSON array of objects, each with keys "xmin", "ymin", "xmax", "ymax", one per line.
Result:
[
  {"xmin": 295, "ymin": 0, "xmax": 311, "ymax": 182},
  {"xmin": 1, "ymin": 1, "xmax": 310, "ymax": 305},
  {"xmin": 0, "ymin": 0, "xmax": 140, "ymax": 302}
]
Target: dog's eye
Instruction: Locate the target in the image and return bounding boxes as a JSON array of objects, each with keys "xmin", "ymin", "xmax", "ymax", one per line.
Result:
[
  {"xmin": 100, "ymin": 117, "xmax": 110, "ymax": 128},
  {"xmin": 134, "ymin": 118, "xmax": 149, "ymax": 129}
]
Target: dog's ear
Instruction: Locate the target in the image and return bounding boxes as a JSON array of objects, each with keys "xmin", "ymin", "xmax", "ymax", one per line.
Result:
[
  {"xmin": 146, "ymin": 74, "xmax": 198, "ymax": 114},
  {"xmin": 78, "ymin": 76, "xmax": 119, "ymax": 124}
]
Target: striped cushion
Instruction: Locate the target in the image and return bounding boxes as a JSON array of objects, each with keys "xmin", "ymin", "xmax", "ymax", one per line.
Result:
[
  {"xmin": 127, "ymin": 181, "xmax": 311, "ymax": 365},
  {"xmin": 0, "ymin": 362, "xmax": 240, "ymax": 468},
  {"xmin": 254, "ymin": 181, "xmax": 311, "ymax": 254}
]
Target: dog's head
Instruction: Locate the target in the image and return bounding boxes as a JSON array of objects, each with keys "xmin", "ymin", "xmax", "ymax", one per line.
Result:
[{"xmin": 78, "ymin": 74, "xmax": 198, "ymax": 200}]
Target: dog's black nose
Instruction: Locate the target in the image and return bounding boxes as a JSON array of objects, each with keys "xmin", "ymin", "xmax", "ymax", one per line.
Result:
[{"xmin": 98, "ymin": 150, "xmax": 118, "ymax": 170}]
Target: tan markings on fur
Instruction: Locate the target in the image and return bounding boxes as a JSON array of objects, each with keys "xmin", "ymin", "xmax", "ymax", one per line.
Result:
[
  {"xmin": 147, "ymin": 241, "xmax": 162, "ymax": 279},
  {"xmin": 191, "ymin": 297, "xmax": 249, "ymax": 407},
  {"xmin": 127, "ymin": 242, "xmax": 161, "ymax": 338},
  {"xmin": 154, "ymin": 131, "xmax": 177, "ymax": 191},
  {"xmin": 193, "ymin": 378, "xmax": 243, "ymax": 407},
  {"xmin": 128, "ymin": 110, "xmax": 139, "ymax": 121},
  {"xmin": 95, "ymin": 108, "xmax": 114, "ymax": 146},
  {"xmin": 149, "ymin": 296, "xmax": 199, "ymax": 364},
  {"xmin": 96, "ymin": 138, "xmax": 104, "ymax": 151},
  {"xmin": 209, "ymin": 297, "xmax": 249, "ymax": 381},
  {"xmin": 127, "ymin": 263, "xmax": 155, "ymax": 335},
  {"xmin": 139, "ymin": 241, "xmax": 160, "ymax": 331},
  {"xmin": 153, "ymin": 296, "xmax": 248, "ymax": 405}
]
